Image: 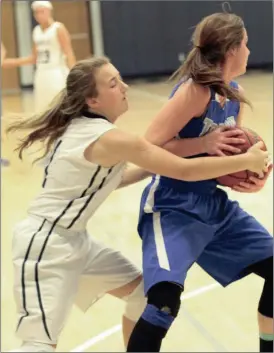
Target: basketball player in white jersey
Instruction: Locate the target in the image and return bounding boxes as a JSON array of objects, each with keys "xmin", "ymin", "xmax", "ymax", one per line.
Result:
[
  {"xmin": 2, "ymin": 1, "xmax": 76, "ymax": 113},
  {"xmin": 6, "ymin": 57, "xmax": 268, "ymax": 352}
]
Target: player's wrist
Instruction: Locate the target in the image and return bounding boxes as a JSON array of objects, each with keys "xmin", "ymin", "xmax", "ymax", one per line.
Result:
[
  {"xmin": 239, "ymin": 152, "xmax": 253, "ymax": 169},
  {"xmin": 199, "ymin": 135, "xmax": 209, "ymax": 154}
]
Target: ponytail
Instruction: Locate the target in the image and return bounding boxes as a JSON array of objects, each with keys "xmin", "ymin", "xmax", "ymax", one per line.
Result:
[
  {"xmin": 170, "ymin": 12, "xmax": 251, "ymax": 107},
  {"xmin": 171, "ymin": 47, "xmax": 251, "ymax": 106},
  {"xmin": 6, "ymin": 88, "xmax": 82, "ymax": 162}
]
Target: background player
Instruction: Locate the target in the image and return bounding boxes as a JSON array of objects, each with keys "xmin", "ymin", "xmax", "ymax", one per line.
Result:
[{"xmin": 2, "ymin": 1, "xmax": 76, "ymax": 113}]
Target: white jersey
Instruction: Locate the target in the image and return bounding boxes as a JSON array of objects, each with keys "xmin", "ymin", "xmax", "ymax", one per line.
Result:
[
  {"xmin": 33, "ymin": 22, "xmax": 67, "ymax": 70},
  {"xmin": 28, "ymin": 112, "xmax": 126, "ymax": 231}
]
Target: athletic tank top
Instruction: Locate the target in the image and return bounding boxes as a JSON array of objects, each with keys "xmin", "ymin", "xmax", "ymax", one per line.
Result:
[
  {"xmin": 152, "ymin": 80, "xmax": 240, "ymax": 194},
  {"xmin": 27, "ymin": 111, "xmax": 126, "ymax": 231},
  {"xmin": 33, "ymin": 22, "xmax": 67, "ymax": 70}
]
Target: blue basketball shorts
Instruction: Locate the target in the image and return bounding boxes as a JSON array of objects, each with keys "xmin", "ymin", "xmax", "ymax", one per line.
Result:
[{"xmin": 138, "ymin": 184, "xmax": 273, "ymax": 294}]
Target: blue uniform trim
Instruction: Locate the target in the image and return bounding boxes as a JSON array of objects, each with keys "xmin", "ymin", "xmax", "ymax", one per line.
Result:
[{"xmin": 142, "ymin": 304, "xmax": 174, "ymax": 330}]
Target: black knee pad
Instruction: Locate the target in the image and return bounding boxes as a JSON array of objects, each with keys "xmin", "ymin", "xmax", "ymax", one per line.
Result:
[
  {"xmin": 250, "ymin": 256, "xmax": 273, "ymax": 318},
  {"xmin": 147, "ymin": 281, "xmax": 183, "ymax": 318},
  {"xmin": 258, "ymin": 275, "xmax": 273, "ymax": 318},
  {"xmin": 250, "ymin": 256, "xmax": 273, "ymax": 281}
]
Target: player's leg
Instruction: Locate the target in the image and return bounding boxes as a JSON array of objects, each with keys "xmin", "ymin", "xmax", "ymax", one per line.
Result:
[
  {"xmin": 11, "ymin": 218, "xmax": 87, "ymax": 352},
  {"xmin": 75, "ymin": 237, "xmax": 146, "ymax": 348},
  {"xmin": 108, "ymin": 275, "xmax": 144, "ymax": 346},
  {"xmin": 242, "ymin": 257, "xmax": 273, "ymax": 352},
  {"xmin": 33, "ymin": 68, "xmax": 67, "ymax": 114},
  {"xmin": 197, "ymin": 199, "xmax": 273, "ymax": 352},
  {"xmin": 127, "ymin": 209, "xmax": 215, "ymax": 352}
]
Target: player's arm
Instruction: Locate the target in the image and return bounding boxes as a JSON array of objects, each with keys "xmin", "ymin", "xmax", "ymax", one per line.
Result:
[
  {"xmin": 232, "ymin": 84, "xmax": 273, "ymax": 192},
  {"xmin": 236, "ymin": 84, "xmax": 245, "ymax": 127},
  {"xmin": 84, "ymin": 128, "xmax": 268, "ymax": 182},
  {"xmin": 1, "ymin": 45, "xmax": 37, "ymax": 68},
  {"xmin": 57, "ymin": 23, "xmax": 76, "ymax": 69},
  {"xmin": 117, "ymin": 165, "xmax": 153, "ymax": 189},
  {"xmin": 144, "ymin": 81, "xmax": 210, "ymax": 157},
  {"xmin": 145, "ymin": 81, "xmax": 245, "ymax": 157},
  {"xmin": 1, "ymin": 42, "xmax": 7, "ymax": 64}
]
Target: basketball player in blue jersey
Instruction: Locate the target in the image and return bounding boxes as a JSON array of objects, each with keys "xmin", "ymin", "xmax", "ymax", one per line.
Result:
[
  {"xmin": 6, "ymin": 56, "xmax": 267, "ymax": 352},
  {"xmin": 127, "ymin": 12, "xmax": 273, "ymax": 353}
]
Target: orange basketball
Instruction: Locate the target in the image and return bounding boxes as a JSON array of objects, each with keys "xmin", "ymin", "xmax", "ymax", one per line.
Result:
[{"xmin": 216, "ymin": 127, "xmax": 268, "ymax": 188}]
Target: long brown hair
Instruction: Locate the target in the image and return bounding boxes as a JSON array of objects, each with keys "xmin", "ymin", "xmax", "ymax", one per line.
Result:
[
  {"xmin": 6, "ymin": 56, "xmax": 110, "ymax": 161},
  {"xmin": 170, "ymin": 12, "xmax": 251, "ymax": 106}
]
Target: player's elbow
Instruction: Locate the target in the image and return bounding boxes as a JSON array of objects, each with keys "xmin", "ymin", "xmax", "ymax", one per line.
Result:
[
  {"xmin": 129, "ymin": 136, "xmax": 150, "ymax": 155},
  {"xmin": 123, "ymin": 136, "xmax": 154, "ymax": 166},
  {"xmin": 144, "ymin": 131, "xmax": 166, "ymax": 147}
]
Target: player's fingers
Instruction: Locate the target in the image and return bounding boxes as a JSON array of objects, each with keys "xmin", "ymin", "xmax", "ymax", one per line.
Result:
[
  {"xmin": 252, "ymin": 141, "xmax": 265, "ymax": 150},
  {"xmin": 256, "ymin": 170, "xmax": 264, "ymax": 179},
  {"xmin": 223, "ymin": 128, "xmax": 245, "ymax": 137},
  {"xmin": 267, "ymin": 163, "xmax": 273, "ymax": 173},
  {"xmin": 224, "ymin": 137, "xmax": 245, "ymax": 145},
  {"xmin": 215, "ymin": 149, "xmax": 226, "ymax": 157},
  {"xmin": 238, "ymin": 181, "xmax": 252, "ymax": 188},
  {"xmin": 248, "ymin": 176, "xmax": 265, "ymax": 185},
  {"xmin": 219, "ymin": 144, "xmax": 241, "ymax": 154},
  {"xmin": 259, "ymin": 163, "xmax": 273, "ymax": 178},
  {"xmin": 231, "ymin": 186, "xmax": 250, "ymax": 193}
]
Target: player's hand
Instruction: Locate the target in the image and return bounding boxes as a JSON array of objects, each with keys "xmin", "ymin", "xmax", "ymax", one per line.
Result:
[
  {"xmin": 245, "ymin": 141, "xmax": 270, "ymax": 178},
  {"xmin": 203, "ymin": 126, "xmax": 246, "ymax": 156},
  {"xmin": 232, "ymin": 164, "xmax": 273, "ymax": 193}
]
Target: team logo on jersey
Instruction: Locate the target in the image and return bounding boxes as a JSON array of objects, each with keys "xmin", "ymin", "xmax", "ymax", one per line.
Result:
[{"xmin": 199, "ymin": 116, "xmax": 236, "ymax": 136}]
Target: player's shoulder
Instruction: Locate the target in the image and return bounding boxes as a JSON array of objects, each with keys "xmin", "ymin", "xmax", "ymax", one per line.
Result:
[
  {"xmin": 175, "ymin": 78, "xmax": 211, "ymax": 104},
  {"xmin": 54, "ymin": 22, "xmax": 67, "ymax": 31},
  {"xmin": 67, "ymin": 116, "xmax": 115, "ymax": 135}
]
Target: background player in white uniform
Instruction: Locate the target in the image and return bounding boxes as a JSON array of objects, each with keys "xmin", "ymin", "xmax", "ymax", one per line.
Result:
[
  {"xmin": 2, "ymin": 1, "xmax": 76, "ymax": 113},
  {"xmin": 6, "ymin": 56, "xmax": 268, "ymax": 352}
]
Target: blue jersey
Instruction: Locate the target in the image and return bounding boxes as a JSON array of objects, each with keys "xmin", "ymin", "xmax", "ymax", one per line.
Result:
[{"xmin": 157, "ymin": 80, "xmax": 241, "ymax": 194}]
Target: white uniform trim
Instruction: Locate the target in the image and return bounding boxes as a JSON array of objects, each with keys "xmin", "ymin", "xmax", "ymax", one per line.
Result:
[{"xmin": 28, "ymin": 116, "xmax": 126, "ymax": 231}]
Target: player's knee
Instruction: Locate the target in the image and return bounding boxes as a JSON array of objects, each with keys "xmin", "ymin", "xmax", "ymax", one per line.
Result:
[
  {"xmin": 258, "ymin": 274, "xmax": 273, "ymax": 318},
  {"xmin": 142, "ymin": 281, "xmax": 183, "ymax": 331},
  {"xmin": 123, "ymin": 279, "xmax": 147, "ymax": 322},
  {"xmin": 9, "ymin": 342, "xmax": 55, "ymax": 352}
]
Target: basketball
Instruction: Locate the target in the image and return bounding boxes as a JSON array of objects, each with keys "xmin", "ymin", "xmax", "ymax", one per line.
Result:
[{"xmin": 216, "ymin": 127, "xmax": 268, "ymax": 188}]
